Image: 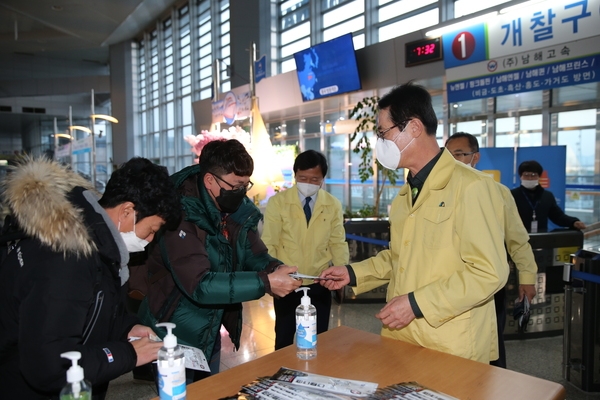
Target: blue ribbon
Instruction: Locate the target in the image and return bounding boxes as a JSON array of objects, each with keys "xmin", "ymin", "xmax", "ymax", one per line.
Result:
[
  {"xmin": 571, "ymin": 270, "xmax": 600, "ymax": 285},
  {"xmin": 345, "ymin": 234, "xmax": 389, "ymax": 247}
]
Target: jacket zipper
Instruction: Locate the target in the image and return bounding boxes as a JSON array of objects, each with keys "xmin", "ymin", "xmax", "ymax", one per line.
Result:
[{"xmin": 82, "ymin": 290, "xmax": 104, "ymax": 344}]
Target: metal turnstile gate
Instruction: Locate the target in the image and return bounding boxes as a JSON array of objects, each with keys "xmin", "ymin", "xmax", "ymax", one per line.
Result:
[{"xmin": 563, "ymin": 249, "xmax": 600, "ymax": 392}]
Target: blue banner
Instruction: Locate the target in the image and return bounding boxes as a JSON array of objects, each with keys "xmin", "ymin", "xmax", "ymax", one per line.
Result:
[
  {"xmin": 255, "ymin": 55, "xmax": 266, "ymax": 84},
  {"xmin": 478, "ymin": 147, "xmax": 515, "ymax": 188},
  {"xmin": 448, "ymin": 53, "xmax": 599, "ymax": 102}
]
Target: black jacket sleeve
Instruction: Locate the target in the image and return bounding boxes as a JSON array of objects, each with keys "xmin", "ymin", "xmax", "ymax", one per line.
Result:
[
  {"xmin": 545, "ymin": 190, "xmax": 579, "ymax": 228},
  {"xmin": 18, "ymin": 245, "xmax": 137, "ymax": 393}
]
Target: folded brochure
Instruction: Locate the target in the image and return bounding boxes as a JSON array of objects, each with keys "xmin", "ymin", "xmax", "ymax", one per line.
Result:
[{"xmin": 222, "ymin": 367, "xmax": 458, "ymax": 400}]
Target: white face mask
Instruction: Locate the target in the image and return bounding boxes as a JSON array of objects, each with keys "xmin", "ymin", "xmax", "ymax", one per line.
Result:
[
  {"xmin": 297, "ymin": 182, "xmax": 321, "ymax": 197},
  {"xmin": 375, "ymin": 122, "xmax": 415, "ymax": 170},
  {"xmin": 119, "ymin": 214, "xmax": 150, "ymax": 253},
  {"xmin": 521, "ymin": 179, "xmax": 539, "ymax": 189}
]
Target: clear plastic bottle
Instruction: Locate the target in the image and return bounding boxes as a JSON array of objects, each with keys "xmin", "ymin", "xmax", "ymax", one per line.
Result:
[
  {"xmin": 59, "ymin": 351, "xmax": 92, "ymax": 400},
  {"xmin": 295, "ymin": 287, "xmax": 317, "ymax": 360},
  {"xmin": 156, "ymin": 322, "xmax": 186, "ymax": 400}
]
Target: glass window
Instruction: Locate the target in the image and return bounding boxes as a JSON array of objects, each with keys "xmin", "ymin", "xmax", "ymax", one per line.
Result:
[
  {"xmin": 322, "ymin": 0, "xmax": 353, "ymax": 11},
  {"xmin": 352, "ymin": 34, "xmax": 365, "ymax": 50},
  {"xmin": 449, "ymin": 98, "xmax": 486, "ymax": 118},
  {"xmin": 323, "ymin": 16, "xmax": 364, "ymax": 41},
  {"xmin": 556, "ymin": 107, "xmax": 597, "ymax": 225},
  {"xmin": 454, "ymin": 0, "xmax": 511, "ymax": 18},
  {"xmin": 378, "ymin": 0, "xmax": 437, "ymax": 23},
  {"xmin": 304, "ymin": 137, "xmax": 321, "ymax": 152},
  {"xmin": 281, "ymin": 21, "xmax": 310, "ymax": 46},
  {"xmin": 327, "ymin": 134, "xmax": 348, "ymax": 181},
  {"xmin": 453, "ymin": 120, "xmax": 487, "ymax": 136},
  {"xmin": 166, "ymin": 129, "xmax": 175, "ymax": 156},
  {"xmin": 496, "ymin": 91, "xmax": 543, "ymax": 112},
  {"xmin": 281, "ymin": 59, "xmax": 297, "ymax": 73},
  {"xmin": 520, "ymin": 114, "xmax": 542, "ymax": 131},
  {"xmin": 496, "ymin": 114, "xmax": 542, "ymax": 148},
  {"xmin": 182, "ymin": 96, "xmax": 192, "ymax": 125},
  {"xmin": 281, "ymin": 37, "xmax": 311, "ymax": 58},
  {"xmin": 378, "ymin": 8, "xmax": 438, "ymax": 42},
  {"xmin": 554, "ymin": 83, "xmax": 599, "ymax": 106},
  {"xmin": 166, "ymin": 102, "xmax": 174, "ymax": 129},
  {"xmin": 323, "ymin": 0, "xmax": 363, "ymax": 27},
  {"xmin": 280, "ymin": 0, "xmax": 309, "ymax": 30},
  {"xmin": 558, "ymin": 109, "xmax": 596, "ymax": 128}
]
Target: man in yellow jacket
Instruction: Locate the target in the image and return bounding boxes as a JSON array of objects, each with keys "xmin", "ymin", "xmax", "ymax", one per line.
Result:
[
  {"xmin": 446, "ymin": 132, "xmax": 537, "ymax": 368},
  {"xmin": 320, "ymin": 82, "xmax": 509, "ymax": 363},
  {"xmin": 262, "ymin": 150, "xmax": 349, "ymax": 350}
]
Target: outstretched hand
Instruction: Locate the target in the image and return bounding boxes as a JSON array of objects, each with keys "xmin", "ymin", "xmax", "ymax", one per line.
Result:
[
  {"xmin": 268, "ymin": 265, "xmax": 302, "ymax": 297},
  {"xmin": 318, "ymin": 265, "xmax": 349, "ymax": 290}
]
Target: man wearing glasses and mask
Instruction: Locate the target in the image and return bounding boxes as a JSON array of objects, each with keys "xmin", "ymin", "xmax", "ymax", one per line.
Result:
[
  {"xmin": 138, "ymin": 139, "xmax": 301, "ymax": 382},
  {"xmin": 262, "ymin": 150, "xmax": 349, "ymax": 350},
  {"xmin": 319, "ymin": 82, "xmax": 509, "ymax": 364},
  {"xmin": 446, "ymin": 132, "xmax": 537, "ymax": 368}
]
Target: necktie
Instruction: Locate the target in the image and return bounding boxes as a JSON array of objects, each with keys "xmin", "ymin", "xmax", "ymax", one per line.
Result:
[{"xmin": 303, "ymin": 197, "xmax": 312, "ymax": 225}]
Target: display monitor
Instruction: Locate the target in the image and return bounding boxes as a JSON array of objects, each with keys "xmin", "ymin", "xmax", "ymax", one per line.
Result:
[{"xmin": 293, "ymin": 33, "xmax": 361, "ymax": 102}]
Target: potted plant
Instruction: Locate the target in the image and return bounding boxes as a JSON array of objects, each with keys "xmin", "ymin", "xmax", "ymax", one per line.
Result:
[
  {"xmin": 338, "ymin": 95, "xmax": 398, "ymax": 303},
  {"xmin": 348, "ymin": 95, "xmax": 400, "ymax": 217}
]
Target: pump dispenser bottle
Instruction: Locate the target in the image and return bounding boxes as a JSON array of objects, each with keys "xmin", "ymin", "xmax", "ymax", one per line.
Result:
[
  {"xmin": 156, "ymin": 322, "xmax": 186, "ymax": 400},
  {"xmin": 295, "ymin": 287, "xmax": 317, "ymax": 359},
  {"xmin": 59, "ymin": 351, "xmax": 92, "ymax": 400}
]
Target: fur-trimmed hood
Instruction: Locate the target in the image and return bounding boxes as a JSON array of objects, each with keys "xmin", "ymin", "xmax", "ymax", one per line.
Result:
[{"xmin": 1, "ymin": 158, "xmax": 97, "ymax": 256}]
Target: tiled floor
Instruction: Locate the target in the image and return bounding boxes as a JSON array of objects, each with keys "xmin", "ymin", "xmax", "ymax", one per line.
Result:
[{"xmin": 106, "ymin": 294, "xmax": 600, "ymax": 400}]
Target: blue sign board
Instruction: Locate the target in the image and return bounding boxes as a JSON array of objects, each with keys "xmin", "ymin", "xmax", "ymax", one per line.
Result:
[
  {"xmin": 255, "ymin": 55, "xmax": 266, "ymax": 83},
  {"xmin": 448, "ymin": 53, "xmax": 600, "ymax": 102}
]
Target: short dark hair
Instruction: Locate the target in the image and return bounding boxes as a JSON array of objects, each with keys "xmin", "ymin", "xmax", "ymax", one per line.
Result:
[
  {"xmin": 446, "ymin": 132, "xmax": 480, "ymax": 152},
  {"xmin": 99, "ymin": 157, "xmax": 181, "ymax": 228},
  {"xmin": 198, "ymin": 139, "xmax": 253, "ymax": 178},
  {"xmin": 378, "ymin": 81, "xmax": 438, "ymax": 136},
  {"xmin": 293, "ymin": 150, "xmax": 328, "ymax": 177},
  {"xmin": 518, "ymin": 160, "xmax": 543, "ymax": 176}
]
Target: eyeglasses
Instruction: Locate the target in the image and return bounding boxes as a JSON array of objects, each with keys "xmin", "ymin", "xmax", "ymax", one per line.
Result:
[
  {"xmin": 376, "ymin": 119, "xmax": 410, "ymax": 139},
  {"xmin": 212, "ymin": 174, "xmax": 253, "ymax": 194},
  {"xmin": 521, "ymin": 172, "xmax": 539, "ymax": 178},
  {"xmin": 451, "ymin": 151, "xmax": 477, "ymax": 160}
]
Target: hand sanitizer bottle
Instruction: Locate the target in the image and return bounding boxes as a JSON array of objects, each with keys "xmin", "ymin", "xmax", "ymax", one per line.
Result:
[
  {"xmin": 59, "ymin": 351, "xmax": 92, "ymax": 400},
  {"xmin": 295, "ymin": 287, "xmax": 317, "ymax": 360},
  {"xmin": 156, "ymin": 322, "xmax": 186, "ymax": 400}
]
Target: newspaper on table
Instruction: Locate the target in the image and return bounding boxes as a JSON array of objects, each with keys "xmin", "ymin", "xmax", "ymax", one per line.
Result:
[
  {"xmin": 270, "ymin": 367, "xmax": 379, "ymax": 397},
  {"xmin": 370, "ymin": 381, "xmax": 459, "ymax": 400},
  {"xmin": 221, "ymin": 369, "xmax": 457, "ymax": 400}
]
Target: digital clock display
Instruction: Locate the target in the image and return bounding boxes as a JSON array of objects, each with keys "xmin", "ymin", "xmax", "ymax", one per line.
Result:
[{"xmin": 405, "ymin": 37, "xmax": 443, "ymax": 67}]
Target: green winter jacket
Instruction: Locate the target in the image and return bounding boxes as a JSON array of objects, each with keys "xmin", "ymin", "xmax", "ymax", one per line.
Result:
[{"xmin": 138, "ymin": 164, "xmax": 281, "ymax": 357}]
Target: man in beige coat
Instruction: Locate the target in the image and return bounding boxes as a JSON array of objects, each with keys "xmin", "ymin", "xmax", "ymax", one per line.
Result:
[
  {"xmin": 262, "ymin": 150, "xmax": 349, "ymax": 350},
  {"xmin": 320, "ymin": 83, "xmax": 509, "ymax": 363},
  {"xmin": 446, "ymin": 132, "xmax": 537, "ymax": 368}
]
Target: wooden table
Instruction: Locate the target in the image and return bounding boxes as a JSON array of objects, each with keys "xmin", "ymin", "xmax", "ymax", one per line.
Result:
[{"xmin": 172, "ymin": 326, "xmax": 566, "ymax": 399}]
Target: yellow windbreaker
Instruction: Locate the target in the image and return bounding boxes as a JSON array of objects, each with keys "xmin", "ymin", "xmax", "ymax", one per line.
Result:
[
  {"xmin": 262, "ymin": 186, "xmax": 349, "ymax": 284},
  {"xmin": 352, "ymin": 149, "xmax": 509, "ymax": 363}
]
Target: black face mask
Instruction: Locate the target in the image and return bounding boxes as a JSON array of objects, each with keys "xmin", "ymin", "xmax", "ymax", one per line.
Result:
[{"xmin": 215, "ymin": 187, "xmax": 247, "ymax": 213}]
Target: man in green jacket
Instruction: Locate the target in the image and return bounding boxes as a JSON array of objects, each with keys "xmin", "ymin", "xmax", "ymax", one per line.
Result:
[
  {"xmin": 138, "ymin": 139, "xmax": 301, "ymax": 381},
  {"xmin": 262, "ymin": 150, "xmax": 349, "ymax": 350}
]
